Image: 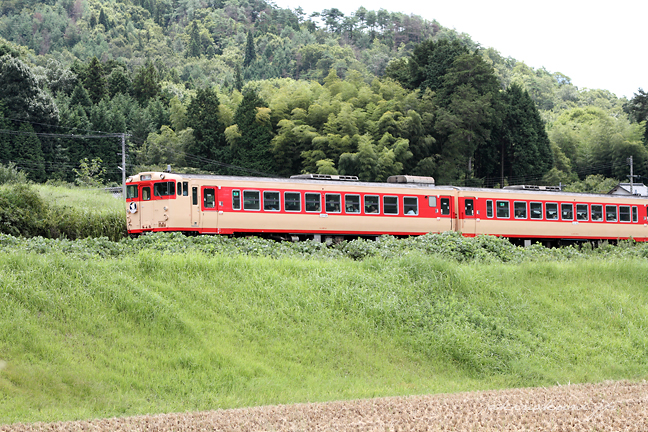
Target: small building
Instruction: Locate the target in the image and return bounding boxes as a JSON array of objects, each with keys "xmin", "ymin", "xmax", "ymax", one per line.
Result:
[{"xmin": 608, "ymin": 183, "xmax": 648, "ymax": 197}]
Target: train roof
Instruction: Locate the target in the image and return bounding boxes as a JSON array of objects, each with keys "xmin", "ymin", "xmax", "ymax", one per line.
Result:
[{"xmin": 128, "ymin": 172, "xmax": 648, "ymax": 200}]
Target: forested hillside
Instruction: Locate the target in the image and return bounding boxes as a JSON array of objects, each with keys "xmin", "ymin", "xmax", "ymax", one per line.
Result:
[{"xmin": 0, "ymin": 0, "xmax": 646, "ymax": 187}]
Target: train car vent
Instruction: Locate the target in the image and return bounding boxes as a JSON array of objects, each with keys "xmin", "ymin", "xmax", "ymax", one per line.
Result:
[
  {"xmin": 504, "ymin": 185, "xmax": 562, "ymax": 191},
  {"xmin": 290, "ymin": 174, "xmax": 359, "ymax": 181},
  {"xmin": 387, "ymin": 175, "xmax": 435, "ymax": 185}
]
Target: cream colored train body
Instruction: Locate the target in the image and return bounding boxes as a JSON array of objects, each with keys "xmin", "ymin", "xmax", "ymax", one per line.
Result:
[{"xmin": 125, "ymin": 172, "xmax": 648, "ymax": 244}]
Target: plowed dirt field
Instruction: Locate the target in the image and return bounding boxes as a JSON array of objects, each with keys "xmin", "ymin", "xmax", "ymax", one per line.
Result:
[{"xmin": 3, "ymin": 380, "xmax": 647, "ymax": 431}]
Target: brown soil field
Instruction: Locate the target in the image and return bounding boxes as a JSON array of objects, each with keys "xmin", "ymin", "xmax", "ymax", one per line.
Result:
[{"xmin": 3, "ymin": 380, "xmax": 647, "ymax": 431}]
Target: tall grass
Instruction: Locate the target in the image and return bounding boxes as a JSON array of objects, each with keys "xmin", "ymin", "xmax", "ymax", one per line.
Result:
[
  {"xmin": 0, "ymin": 184, "xmax": 126, "ymax": 240},
  {"xmin": 1, "ymin": 252, "xmax": 647, "ymax": 424}
]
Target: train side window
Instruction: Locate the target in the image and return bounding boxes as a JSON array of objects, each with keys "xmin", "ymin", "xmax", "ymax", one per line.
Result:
[
  {"xmin": 605, "ymin": 205, "xmax": 617, "ymax": 222},
  {"xmin": 632, "ymin": 206, "xmax": 638, "ymax": 223},
  {"xmin": 345, "ymin": 195, "xmax": 360, "ymax": 213},
  {"xmin": 404, "ymin": 197, "xmax": 418, "ymax": 215},
  {"xmin": 192, "ymin": 187, "xmax": 198, "ymax": 205},
  {"xmin": 365, "ymin": 195, "xmax": 380, "ymax": 214},
  {"xmin": 182, "ymin": 182, "xmax": 188, "ymax": 196},
  {"xmin": 514, "ymin": 201, "xmax": 527, "ymax": 219},
  {"xmin": 440, "ymin": 198, "xmax": 450, "ymax": 216},
  {"xmin": 619, "ymin": 205, "xmax": 631, "ymax": 222},
  {"xmin": 127, "ymin": 185, "xmax": 138, "ymax": 199},
  {"xmin": 496, "ymin": 201, "xmax": 509, "ymax": 218},
  {"xmin": 530, "ymin": 202, "xmax": 542, "ymax": 219},
  {"xmin": 232, "ymin": 190, "xmax": 241, "ymax": 210},
  {"xmin": 545, "ymin": 203, "xmax": 558, "ymax": 220},
  {"xmin": 264, "ymin": 191, "xmax": 281, "ymax": 211},
  {"xmin": 576, "ymin": 204, "xmax": 588, "ymax": 221},
  {"xmin": 591, "ymin": 204, "xmax": 603, "ymax": 221},
  {"xmin": 428, "ymin": 196, "xmax": 437, "ymax": 207},
  {"xmin": 204, "ymin": 188, "xmax": 216, "ymax": 209},
  {"xmin": 464, "ymin": 199, "xmax": 474, "ymax": 216},
  {"xmin": 142, "ymin": 186, "xmax": 151, "ymax": 201},
  {"xmin": 561, "ymin": 203, "xmax": 573, "ymax": 221},
  {"xmin": 325, "ymin": 194, "xmax": 341, "ymax": 213},
  {"xmin": 383, "ymin": 196, "xmax": 398, "ymax": 214},
  {"xmin": 486, "ymin": 200, "xmax": 493, "ymax": 218},
  {"xmin": 177, "ymin": 182, "xmax": 182, "ymax": 196},
  {"xmin": 243, "ymin": 190, "xmax": 261, "ymax": 211},
  {"xmin": 305, "ymin": 193, "xmax": 321, "ymax": 212},
  {"xmin": 169, "ymin": 181, "xmax": 175, "ymax": 196},
  {"xmin": 285, "ymin": 192, "xmax": 301, "ymax": 212}
]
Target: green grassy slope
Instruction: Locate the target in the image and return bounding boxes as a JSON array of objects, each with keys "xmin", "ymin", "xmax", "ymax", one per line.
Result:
[{"xmin": 1, "ymin": 251, "xmax": 647, "ymax": 424}]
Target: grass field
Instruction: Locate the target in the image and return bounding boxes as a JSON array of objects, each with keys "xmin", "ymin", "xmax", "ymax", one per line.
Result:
[{"xmin": 1, "ymin": 251, "xmax": 647, "ymax": 424}]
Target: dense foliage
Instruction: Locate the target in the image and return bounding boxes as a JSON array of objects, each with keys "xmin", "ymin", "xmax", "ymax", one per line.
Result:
[{"xmin": 0, "ymin": 0, "xmax": 645, "ymax": 188}]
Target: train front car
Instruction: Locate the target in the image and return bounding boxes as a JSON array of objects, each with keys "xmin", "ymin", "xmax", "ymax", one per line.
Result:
[{"xmin": 125, "ymin": 172, "xmax": 193, "ymax": 234}]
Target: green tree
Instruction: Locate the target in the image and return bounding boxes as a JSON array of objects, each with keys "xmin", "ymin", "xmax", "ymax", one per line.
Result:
[
  {"xmin": 84, "ymin": 57, "xmax": 107, "ymax": 104},
  {"xmin": 132, "ymin": 60, "xmax": 161, "ymax": 105},
  {"xmin": 230, "ymin": 88, "xmax": 276, "ymax": 175},
  {"xmin": 186, "ymin": 21, "xmax": 202, "ymax": 58},
  {"xmin": 243, "ymin": 30, "xmax": 256, "ymax": 68},
  {"xmin": 13, "ymin": 123, "xmax": 46, "ymax": 182},
  {"xmin": 625, "ymin": 88, "xmax": 648, "ymax": 143},
  {"xmin": 186, "ymin": 87, "xmax": 227, "ymax": 172}
]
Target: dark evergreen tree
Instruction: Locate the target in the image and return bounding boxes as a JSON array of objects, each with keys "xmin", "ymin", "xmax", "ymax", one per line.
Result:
[
  {"xmin": 186, "ymin": 87, "xmax": 227, "ymax": 172},
  {"xmin": 70, "ymin": 84, "xmax": 92, "ymax": 109},
  {"xmin": 98, "ymin": 8, "xmax": 109, "ymax": 29},
  {"xmin": 186, "ymin": 21, "xmax": 202, "ymax": 58},
  {"xmin": 230, "ymin": 87, "xmax": 276, "ymax": 175},
  {"xmin": 132, "ymin": 60, "xmax": 161, "ymax": 105},
  {"xmin": 108, "ymin": 68, "xmax": 131, "ymax": 98},
  {"xmin": 84, "ymin": 57, "xmax": 107, "ymax": 104},
  {"xmin": 479, "ymin": 83, "xmax": 552, "ymax": 185},
  {"xmin": 243, "ymin": 30, "xmax": 256, "ymax": 67},
  {"xmin": 14, "ymin": 123, "xmax": 46, "ymax": 182},
  {"xmin": 625, "ymin": 88, "xmax": 648, "ymax": 143},
  {"xmin": 234, "ymin": 64, "xmax": 243, "ymax": 91}
]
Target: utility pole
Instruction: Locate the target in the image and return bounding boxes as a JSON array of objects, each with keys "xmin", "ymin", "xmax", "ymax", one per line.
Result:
[
  {"xmin": 121, "ymin": 133, "xmax": 126, "ymax": 200},
  {"xmin": 628, "ymin": 156, "xmax": 635, "ymax": 195}
]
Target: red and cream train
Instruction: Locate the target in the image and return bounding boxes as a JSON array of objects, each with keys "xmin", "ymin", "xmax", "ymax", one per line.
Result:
[{"xmin": 125, "ymin": 172, "xmax": 648, "ymax": 245}]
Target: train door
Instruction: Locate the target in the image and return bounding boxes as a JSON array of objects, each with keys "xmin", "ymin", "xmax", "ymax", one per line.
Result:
[
  {"xmin": 201, "ymin": 186, "xmax": 219, "ymax": 232},
  {"xmin": 459, "ymin": 196, "xmax": 476, "ymax": 235},
  {"xmin": 139, "ymin": 182, "xmax": 153, "ymax": 229},
  {"xmin": 191, "ymin": 185, "xmax": 201, "ymax": 230},
  {"xmin": 439, "ymin": 195, "xmax": 454, "ymax": 231}
]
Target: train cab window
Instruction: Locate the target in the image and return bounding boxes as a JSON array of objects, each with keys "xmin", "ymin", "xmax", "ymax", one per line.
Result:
[
  {"xmin": 264, "ymin": 191, "xmax": 281, "ymax": 211},
  {"xmin": 440, "ymin": 198, "xmax": 450, "ymax": 216},
  {"xmin": 177, "ymin": 182, "xmax": 182, "ymax": 196},
  {"xmin": 204, "ymin": 188, "xmax": 216, "ymax": 209},
  {"xmin": 142, "ymin": 186, "xmax": 151, "ymax": 201},
  {"xmin": 285, "ymin": 192, "xmax": 301, "ymax": 212},
  {"xmin": 561, "ymin": 203, "xmax": 573, "ymax": 221},
  {"xmin": 619, "ymin": 206, "xmax": 631, "ymax": 222},
  {"xmin": 486, "ymin": 200, "xmax": 493, "ymax": 218},
  {"xmin": 605, "ymin": 205, "xmax": 617, "ymax": 222},
  {"xmin": 305, "ymin": 193, "xmax": 321, "ymax": 212},
  {"xmin": 365, "ymin": 195, "xmax": 380, "ymax": 214},
  {"xmin": 591, "ymin": 204, "xmax": 603, "ymax": 221},
  {"xmin": 232, "ymin": 190, "xmax": 241, "ymax": 210},
  {"xmin": 383, "ymin": 196, "xmax": 398, "ymax": 215},
  {"xmin": 576, "ymin": 204, "xmax": 588, "ymax": 221},
  {"xmin": 183, "ymin": 182, "xmax": 188, "ymax": 196},
  {"xmin": 464, "ymin": 199, "xmax": 474, "ymax": 216},
  {"xmin": 496, "ymin": 201, "xmax": 509, "ymax": 218},
  {"xmin": 632, "ymin": 206, "xmax": 638, "ymax": 223},
  {"xmin": 345, "ymin": 195, "xmax": 360, "ymax": 213},
  {"xmin": 243, "ymin": 190, "xmax": 261, "ymax": 211},
  {"xmin": 127, "ymin": 185, "xmax": 138, "ymax": 199},
  {"xmin": 325, "ymin": 194, "xmax": 341, "ymax": 213},
  {"xmin": 404, "ymin": 197, "xmax": 418, "ymax": 215},
  {"xmin": 545, "ymin": 203, "xmax": 558, "ymax": 220},
  {"xmin": 428, "ymin": 196, "xmax": 437, "ymax": 207},
  {"xmin": 192, "ymin": 187, "xmax": 198, "ymax": 205},
  {"xmin": 154, "ymin": 181, "xmax": 175, "ymax": 197},
  {"xmin": 514, "ymin": 201, "xmax": 527, "ymax": 219},
  {"xmin": 530, "ymin": 202, "xmax": 542, "ymax": 219}
]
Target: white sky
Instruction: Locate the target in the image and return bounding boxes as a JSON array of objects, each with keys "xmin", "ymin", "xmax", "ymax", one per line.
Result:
[{"xmin": 273, "ymin": 0, "xmax": 646, "ymax": 100}]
